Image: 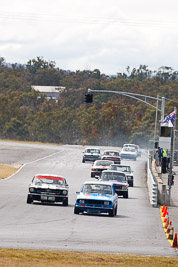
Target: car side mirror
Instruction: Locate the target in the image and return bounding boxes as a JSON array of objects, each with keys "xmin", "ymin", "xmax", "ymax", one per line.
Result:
[
  {"xmin": 95, "ymin": 176, "xmax": 100, "ymax": 180},
  {"xmin": 76, "ymin": 191, "xmax": 80, "ymax": 194}
]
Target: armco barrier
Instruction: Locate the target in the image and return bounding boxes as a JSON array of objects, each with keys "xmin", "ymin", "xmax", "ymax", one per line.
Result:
[
  {"xmin": 147, "ymin": 152, "xmax": 170, "ymax": 206},
  {"xmin": 147, "ymin": 153, "xmax": 158, "ymax": 207}
]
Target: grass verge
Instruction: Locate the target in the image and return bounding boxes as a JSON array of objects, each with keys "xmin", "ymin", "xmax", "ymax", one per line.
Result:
[
  {"xmin": 0, "ymin": 164, "xmax": 19, "ymax": 179},
  {"xmin": 0, "ymin": 249, "xmax": 178, "ymax": 267}
]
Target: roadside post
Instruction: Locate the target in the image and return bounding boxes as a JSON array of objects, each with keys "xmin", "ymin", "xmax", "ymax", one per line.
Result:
[
  {"xmin": 160, "ymin": 107, "xmax": 176, "ymax": 204},
  {"xmin": 168, "ymin": 107, "xmax": 177, "ymax": 203}
]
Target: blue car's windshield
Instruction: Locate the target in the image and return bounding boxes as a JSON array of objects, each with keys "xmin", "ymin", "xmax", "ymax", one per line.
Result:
[{"xmin": 83, "ymin": 184, "xmax": 112, "ymax": 194}]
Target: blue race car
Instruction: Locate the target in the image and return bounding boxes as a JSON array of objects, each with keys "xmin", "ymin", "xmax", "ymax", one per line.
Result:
[{"xmin": 74, "ymin": 181, "xmax": 118, "ymax": 217}]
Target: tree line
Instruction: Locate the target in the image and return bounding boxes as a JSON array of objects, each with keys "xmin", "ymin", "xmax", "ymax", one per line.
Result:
[{"xmin": 0, "ymin": 56, "xmax": 177, "ymax": 147}]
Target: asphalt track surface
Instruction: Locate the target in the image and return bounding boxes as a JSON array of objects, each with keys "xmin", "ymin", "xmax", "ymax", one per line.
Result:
[{"xmin": 0, "ymin": 141, "xmax": 177, "ymax": 256}]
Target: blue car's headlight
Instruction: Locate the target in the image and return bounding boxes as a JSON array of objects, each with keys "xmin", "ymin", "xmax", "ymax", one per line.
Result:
[
  {"xmin": 78, "ymin": 199, "xmax": 85, "ymax": 204},
  {"xmin": 104, "ymin": 201, "xmax": 110, "ymax": 206}
]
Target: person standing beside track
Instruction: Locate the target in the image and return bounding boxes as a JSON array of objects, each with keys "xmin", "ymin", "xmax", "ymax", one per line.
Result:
[{"xmin": 157, "ymin": 147, "xmax": 163, "ymax": 166}]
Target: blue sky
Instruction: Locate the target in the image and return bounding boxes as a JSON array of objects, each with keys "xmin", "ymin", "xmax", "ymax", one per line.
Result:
[{"xmin": 1, "ymin": 0, "xmax": 178, "ymax": 75}]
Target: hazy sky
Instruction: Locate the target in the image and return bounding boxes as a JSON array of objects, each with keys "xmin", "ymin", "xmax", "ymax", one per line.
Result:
[{"xmin": 1, "ymin": 0, "xmax": 178, "ymax": 75}]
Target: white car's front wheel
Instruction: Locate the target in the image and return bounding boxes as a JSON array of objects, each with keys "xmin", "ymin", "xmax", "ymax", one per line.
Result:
[{"xmin": 27, "ymin": 194, "xmax": 33, "ymax": 204}]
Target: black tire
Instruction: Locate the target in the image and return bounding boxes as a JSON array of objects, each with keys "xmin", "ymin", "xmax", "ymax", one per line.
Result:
[
  {"xmin": 74, "ymin": 206, "xmax": 80, "ymax": 214},
  {"xmin": 63, "ymin": 198, "xmax": 68, "ymax": 206},
  {"xmin": 115, "ymin": 206, "xmax": 117, "ymax": 216},
  {"xmin": 123, "ymin": 192, "xmax": 128, "ymax": 198},
  {"xmin": 109, "ymin": 208, "xmax": 115, "ymax": 217},
  {"xmin": 82, "ymin": 159, "xmax": 85, "ymax": 163},
  {"xmin": 27, "ymin": 194, "xmax": 33, "ymax": 204},
  {"xmin": 91, "ymin": 173, "xmax": 95, "ymax": 178},
  {"xmin": 134, "ymin": 157, "xmax": 137, "ymax": 161}
]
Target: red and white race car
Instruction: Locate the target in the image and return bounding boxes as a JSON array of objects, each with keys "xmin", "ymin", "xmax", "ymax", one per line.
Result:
[{"xmin": 91, "ymin": 160, "xmax": 114, "ymax": 177}]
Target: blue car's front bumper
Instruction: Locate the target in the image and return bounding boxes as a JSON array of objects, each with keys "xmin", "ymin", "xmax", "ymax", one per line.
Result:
[{"xmin": 75, "ymin": 203, "xmax": 113, "ymax": 214}]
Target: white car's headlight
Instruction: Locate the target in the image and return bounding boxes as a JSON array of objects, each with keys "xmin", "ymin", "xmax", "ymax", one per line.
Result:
[
  {"xmin": 29, "ymin": 187, "xmax": 35, "ymax": 193},
  {"xmin": 104, "ymin": 201, "xmax": 110, "ymax": 205},
  {"xmin": 79, "ymin": 199, "xmax": 85, "ymax": 204},
  {"xmin": 62, "ymin": 190, "xmax": 68, "ymax": 195}
]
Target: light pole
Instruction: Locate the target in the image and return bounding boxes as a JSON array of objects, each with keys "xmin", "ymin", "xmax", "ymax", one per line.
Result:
[
  {"xmin": 168, "ymin": 107, "xmax": 177, "ymax": 204},
  {"xmin": 153, "ymin": 95, "xmax": 159, "ymax": 148},
  {"xmin": 88, "ymin": 88, "xmax": 165, "ymax": 122},
  {"xmin": 87, "ymin": 89, "xmax": 177, "ymax": 205}
]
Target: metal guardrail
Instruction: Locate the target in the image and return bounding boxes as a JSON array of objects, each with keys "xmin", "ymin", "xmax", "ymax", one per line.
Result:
[
  {"xmin": 174, "ymin": 151, "xmax": 178, "ymax": 161},
  {"xmin": 147, "ymin": 152, "xmax": 158, "ymax": 207}
]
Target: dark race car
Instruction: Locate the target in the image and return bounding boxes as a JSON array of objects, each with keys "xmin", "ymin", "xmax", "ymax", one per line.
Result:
[
  {"xmin": 100, "ymin": 170, "xmax": 129, "ymax": 198},
  {"xmin": 109, "ymin": 164, "xmax": 134, "ymax": 187}
]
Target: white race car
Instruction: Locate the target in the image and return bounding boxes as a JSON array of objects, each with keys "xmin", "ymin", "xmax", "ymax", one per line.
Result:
[
  {"xmin": 120, "ymin": 147, "xmax": 137, "ymax": 161},
  {"xmin": 27, "ymin": 174, "xmax": 69, "ymax": 206}
]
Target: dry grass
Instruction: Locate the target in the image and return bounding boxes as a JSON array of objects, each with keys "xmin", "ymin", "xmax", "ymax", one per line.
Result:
[
  {"xmin": 0, "ymin": 164, "xmax": 19, "ymax": 179},
  {"xmin": 0, "ymin": 249, "xmax": 177, "ymax": 267}
]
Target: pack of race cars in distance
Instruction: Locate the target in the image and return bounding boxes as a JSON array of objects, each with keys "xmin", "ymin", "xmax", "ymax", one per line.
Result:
[{"xmin": 26, "ymin": 145, "xmax": 138, "ymax": 217}]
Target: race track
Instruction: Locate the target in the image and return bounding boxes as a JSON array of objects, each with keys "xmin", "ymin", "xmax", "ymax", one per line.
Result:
[{"xmin": 0, "ymin": 142, "xmax": 176, "ymax": 256}]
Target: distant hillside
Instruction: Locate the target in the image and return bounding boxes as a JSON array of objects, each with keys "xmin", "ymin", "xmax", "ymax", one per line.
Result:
[{"xmin": 0, "ymin": 57, "xmax": 177, "ymax": 147}]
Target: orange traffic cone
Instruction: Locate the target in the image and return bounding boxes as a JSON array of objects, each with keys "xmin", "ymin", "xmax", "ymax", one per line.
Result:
[
  {"xmin": 172, "ymin": 233, "xmax": 178, "ymax": 248},
  {"xmin": 161, "ymin": 205, "xmax": 165, "ymax": 214},
  {"xmin": 168, "ymin": 227, "xmax": 174, "ymax": 240},
  {"xmin": 162, "ymin": 206, "xmax": 167, "ymax": 218},
  {"xmin": 164, "ymin": 217, "xmax": 169, "ymax": 230},
  {"xmin": 166, "ymin": 221, "xmax": 172, "ymax": 234},
  {"xmin": 163, "ymin": 212, "xmax": 169, "ymax": 223}
]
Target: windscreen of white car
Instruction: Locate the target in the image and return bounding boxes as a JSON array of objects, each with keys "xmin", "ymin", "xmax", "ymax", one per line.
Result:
[
  {"xmin": 101, "ymin": 172, "xmax": 126, "ymax": 182},
  {"xmin": 86, "ymin": 149, "xmax": 100, "ymax": 154},
  {"xmin": 34, "ymin": 176, "xmax": 65, "ymax": 185},
  {"xmin": 110, "ymin": 165, "xmax": 131, "ymax": 173},
  {"xmin": 124, "ymin": 144, "xmax": 137, "ymax": 149}
]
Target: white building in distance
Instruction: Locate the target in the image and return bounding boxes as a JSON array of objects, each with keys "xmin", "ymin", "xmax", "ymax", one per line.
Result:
[{"xmin": 32, "ymin": 85, "xmax": 65, "ymax": 101}]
